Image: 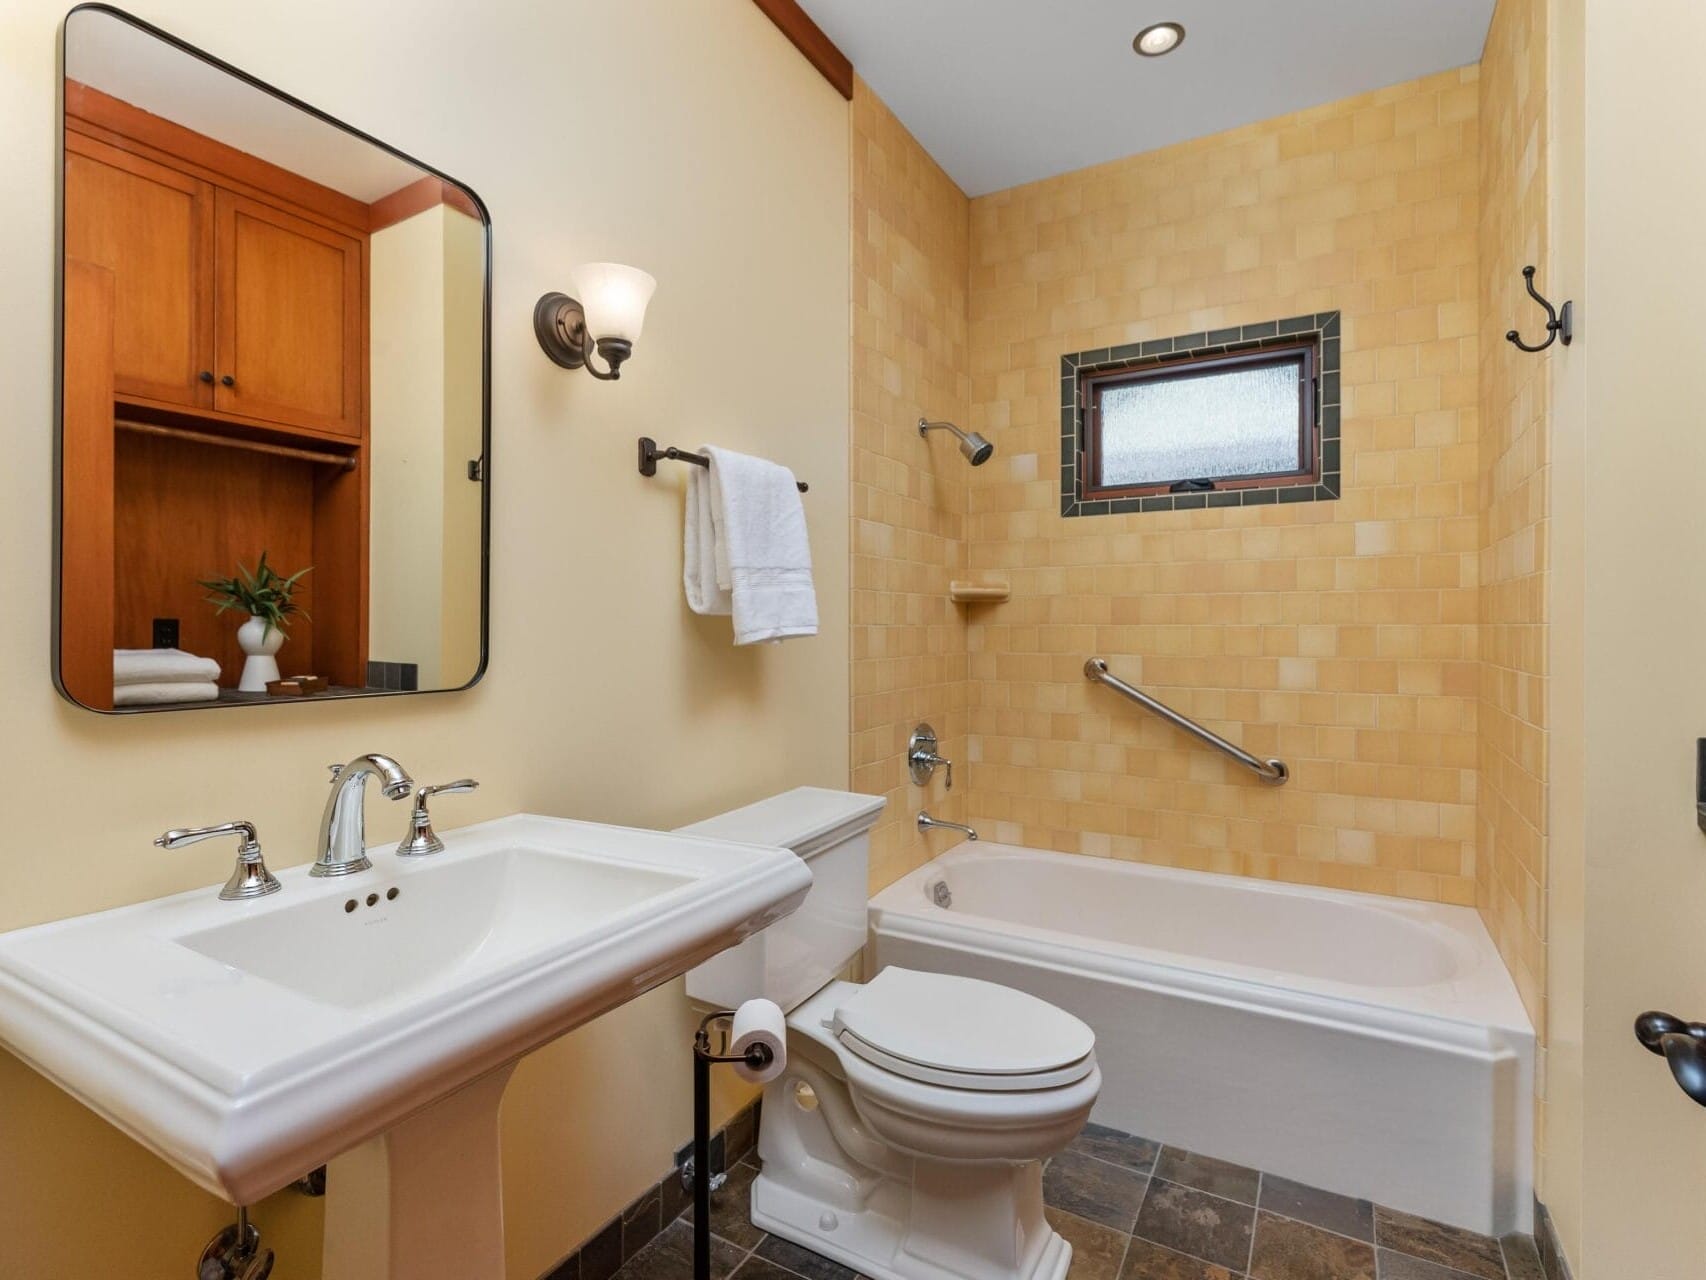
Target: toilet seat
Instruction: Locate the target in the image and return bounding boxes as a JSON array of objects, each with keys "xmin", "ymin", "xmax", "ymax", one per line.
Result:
[{"xmin": 831, "ymin": 968, "xmax": 1097, "ymax": 1092}]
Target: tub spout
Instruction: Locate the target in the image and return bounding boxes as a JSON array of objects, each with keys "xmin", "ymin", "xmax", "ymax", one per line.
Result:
[{"xmin": 917, "ymin": 812, "xmax": 977, "ymax": 841}]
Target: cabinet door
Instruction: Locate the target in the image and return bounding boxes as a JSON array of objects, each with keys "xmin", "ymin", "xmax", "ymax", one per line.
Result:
[
  {"xmin": 64, "ymin": 133, "xmax": 214, "ymax": 408},
  {"xmin": 214, "ymin": 191, "xmax": 365, "ymax": 438}
]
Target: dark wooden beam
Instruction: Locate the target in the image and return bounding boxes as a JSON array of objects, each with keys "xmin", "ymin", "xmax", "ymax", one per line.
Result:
[{"xmin": 751, "ymin": 0, "xmax": 853, "ymax": 100}]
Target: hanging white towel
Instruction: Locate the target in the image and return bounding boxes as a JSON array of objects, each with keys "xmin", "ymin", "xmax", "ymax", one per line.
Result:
[
  {"xmin": 113, "ymin": 681, "xmax": 220, "ymax": 707},
  {"xmin": 114, "ymin": 648, "xmax": 223, "ymax": 686},
  {"xmin": 682, "ymin": 445, "xmax": 817, "ymax": 644},
  {"xmin": 684, "ymin": 463, "xmax": 733, "ymax": 618}
]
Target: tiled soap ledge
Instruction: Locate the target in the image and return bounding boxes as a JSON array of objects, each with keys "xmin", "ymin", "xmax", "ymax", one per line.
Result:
[
  {"xmin": 538, "ymin": 1100, "xmax": 760, "ymax": 1280},
  {"xmin": 948, "ymin": 579, "xmax": 1011, "ymax": 603}
]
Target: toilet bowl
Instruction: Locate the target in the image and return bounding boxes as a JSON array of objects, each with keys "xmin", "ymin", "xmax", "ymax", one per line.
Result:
[{"xmin": 683, "ymin": 789, "xmax": 1101, "ymax": 1280}]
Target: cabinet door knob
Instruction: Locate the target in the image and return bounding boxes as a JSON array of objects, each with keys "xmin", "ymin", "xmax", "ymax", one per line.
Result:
[
  {"xmin": 220, "ymin": 375, "xmax": 236, "ymax": 387},
  {"xmin": 198, "ymin": 370, "xmax": 214, "ymax": 384}
]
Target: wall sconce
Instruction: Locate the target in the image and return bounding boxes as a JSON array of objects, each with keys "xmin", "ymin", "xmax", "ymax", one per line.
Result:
[{"xmin": 533, "ymin": 263, "xmax": 657, "ymax": 380}]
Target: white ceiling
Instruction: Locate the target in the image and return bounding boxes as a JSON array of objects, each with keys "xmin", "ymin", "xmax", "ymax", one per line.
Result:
[
  {"xmin": 798, "ymin": 0, "xmax": 1496, "ymax": 196},
  {"xmin": 65, "ymin": 8, "xmax": 427, "ymax": 204}
]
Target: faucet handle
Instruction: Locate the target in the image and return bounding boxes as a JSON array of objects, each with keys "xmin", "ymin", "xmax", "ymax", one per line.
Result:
[
  {"xmin": 397, "ymin": 779, "xmax": 478, "ymax": 858},
  {"xmin": 327, "ymin": 763, "xmax": 344, "ymax": 782},
  {"xmin": 154, "ymin": 821, "xmax": 282, "ymax": 902},
  {"xmin": 908, "ymin": 723, "xmax": 953, "ymax": 790},
  {"xmin": 417, "ymin": 778, "xmax": 478, "ymax": 804}
]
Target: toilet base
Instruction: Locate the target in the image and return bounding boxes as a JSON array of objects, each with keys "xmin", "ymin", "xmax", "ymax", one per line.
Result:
[
  {"xmin": 752, "ymin": 1171, "xmax": 1072, "ymax": 1280},
  {"xmin": 753, "ymin": 1052, "xmax": 1073, "ymax": 1280}
]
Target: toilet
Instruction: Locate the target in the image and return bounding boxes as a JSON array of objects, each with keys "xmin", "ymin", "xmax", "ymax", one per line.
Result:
[{"xmin": 684, "ymin": 788, "xmax": 1101, "ymax": 1280}]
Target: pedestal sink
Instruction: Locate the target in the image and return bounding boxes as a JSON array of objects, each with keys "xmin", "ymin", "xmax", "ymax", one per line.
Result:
[{"xmin": 0, "ymin": 814, "xmax": 812, "ymax": 1279}]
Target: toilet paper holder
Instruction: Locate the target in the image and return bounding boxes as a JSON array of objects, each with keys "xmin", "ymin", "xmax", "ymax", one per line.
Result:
[{"xmin": 691, "ymin": 1008, "xmax": 778, "ymax": 1280}]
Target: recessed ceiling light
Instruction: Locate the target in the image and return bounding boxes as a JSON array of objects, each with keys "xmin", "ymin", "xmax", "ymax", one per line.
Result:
[{"xmin": 1133, "ymin": 22, "xmax": 1185, "ymax": 57}]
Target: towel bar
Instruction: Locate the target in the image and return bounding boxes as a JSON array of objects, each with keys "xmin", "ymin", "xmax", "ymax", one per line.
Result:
[{"xmin": 637, "ymin": 437, "xmax": 808, "ymax": 492}]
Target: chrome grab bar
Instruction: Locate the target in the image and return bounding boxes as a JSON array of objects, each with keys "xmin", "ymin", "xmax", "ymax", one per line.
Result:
[{"xmin": 1084, "ymin": 658, "xmax": 1288, "ymax": 785}]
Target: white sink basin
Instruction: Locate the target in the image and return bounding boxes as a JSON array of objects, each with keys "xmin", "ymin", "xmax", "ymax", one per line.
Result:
[{"xmin": 0, "ymin": 814, "xmax": 810, "ymax": 1208}]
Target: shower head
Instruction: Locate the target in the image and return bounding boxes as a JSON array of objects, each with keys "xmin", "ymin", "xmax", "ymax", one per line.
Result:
[{"xmin": 918, "ymin": 418, "xmax": 995, "ymax": 467}]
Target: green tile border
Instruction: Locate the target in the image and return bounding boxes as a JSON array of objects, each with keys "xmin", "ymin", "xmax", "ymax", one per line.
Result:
[{"xmin": 1059, "ymin": 311, "xmax": 1341, "ymax": 517}]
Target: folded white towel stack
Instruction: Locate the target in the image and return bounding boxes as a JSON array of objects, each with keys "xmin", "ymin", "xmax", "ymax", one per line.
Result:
[
  {"xmin": 113, "ymin": 681, "xmax": 220, "ymax": 707},
  {"xmin": 114, "ymin": 648, "xmax": 223, "ymax": 687},
  {"xmin": 683, "ymin": 446, "xmax": 817, "ymax": 645}
]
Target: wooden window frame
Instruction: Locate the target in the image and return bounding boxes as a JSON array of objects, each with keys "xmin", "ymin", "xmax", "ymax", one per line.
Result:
[{"xmin": 1079, "ymin": 340, "xmax": 1319, "ymax": 501}]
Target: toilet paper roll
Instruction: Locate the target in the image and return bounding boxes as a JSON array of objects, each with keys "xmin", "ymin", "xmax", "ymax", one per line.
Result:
[{"xmin": 730, "ymin": 998, "xmax": 787, "ymax": 1085}]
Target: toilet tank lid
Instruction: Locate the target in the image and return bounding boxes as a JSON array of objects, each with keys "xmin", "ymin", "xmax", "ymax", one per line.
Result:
[{"xmin": 676, "ymin": 787, "xmax": 886, "ymax": 860}]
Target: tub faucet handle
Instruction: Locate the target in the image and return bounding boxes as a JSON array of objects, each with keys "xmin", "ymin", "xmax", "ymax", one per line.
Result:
[{"xmin": 908, "ymin": 723, "xmax": 953, "ymax": 790}]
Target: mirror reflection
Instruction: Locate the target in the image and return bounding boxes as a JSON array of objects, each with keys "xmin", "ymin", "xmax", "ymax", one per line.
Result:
[{"xmin": 58, "ymin": 6, "xmax": 489, "ymax": 711}]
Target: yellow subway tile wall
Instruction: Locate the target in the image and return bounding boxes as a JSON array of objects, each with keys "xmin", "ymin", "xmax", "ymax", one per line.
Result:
[
  {"xmin": 1477, "ymin": 0, "xmax": 1551, "ymax": 1078},
  {"xmin": 961, "ymin": 68, "xmax": 1483, "ymax": 904},
  {"xmin": 1477, "ymin": 0, "xmax": 1549, "ymax": 1036},
  {"xmin": 850, "ymin": 80, "xmax": 973, "ymax": 893}
]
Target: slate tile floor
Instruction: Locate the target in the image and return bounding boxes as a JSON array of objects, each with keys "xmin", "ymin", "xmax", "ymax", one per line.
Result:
[{"xmin": 604, "ymin": 1122, "xmax": 1545, "ymax": 1280}]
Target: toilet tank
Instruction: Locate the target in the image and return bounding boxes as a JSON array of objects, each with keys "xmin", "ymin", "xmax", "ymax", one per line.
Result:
[{"xmin": 682, "ymin": 787, "xmax": 885, "ymax": 1013}]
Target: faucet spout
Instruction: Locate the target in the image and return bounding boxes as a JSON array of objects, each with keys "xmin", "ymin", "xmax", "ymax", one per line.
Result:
[
  {"xmin": 917, "ymin": 811, "xmax": 978, "ymax": 842},
  {"xmin": 313, "ymin": 753, "xmax": 414, "ymax": 877}
]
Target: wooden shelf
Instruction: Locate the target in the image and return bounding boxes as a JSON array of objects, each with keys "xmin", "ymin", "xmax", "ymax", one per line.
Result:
[
  {"xmin": 117, "ymin": 418, "xmax": 357, "ymax": 470},
  {"xmin": 949, "ymin": 580, "xmax": 1011, "ymax": 604},
  {"xmin": 115, "ymin": 393, "xmax": 365, "ymax": 452}
]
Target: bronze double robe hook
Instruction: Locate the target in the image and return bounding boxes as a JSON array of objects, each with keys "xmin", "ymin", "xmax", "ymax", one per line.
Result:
[{"xmin": 1505, "ymin": 265, "xmax": 1574, "ymax": 353}]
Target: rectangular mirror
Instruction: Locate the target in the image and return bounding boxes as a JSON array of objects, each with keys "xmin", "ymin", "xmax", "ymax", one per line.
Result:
[{"xmin": 56, "ymin": 4, "xmax": 490, "ymax": 712}]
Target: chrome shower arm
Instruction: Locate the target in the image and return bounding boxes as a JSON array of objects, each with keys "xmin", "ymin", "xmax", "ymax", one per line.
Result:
[{"xmin": 917, "ymin": 417, "xmax": 994, "ymax": 466}]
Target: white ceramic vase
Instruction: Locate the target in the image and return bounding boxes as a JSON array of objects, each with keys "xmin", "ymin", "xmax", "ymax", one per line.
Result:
[{"xmin": 236, "ymin": 614, "xmax": 286, "ymax": 692}]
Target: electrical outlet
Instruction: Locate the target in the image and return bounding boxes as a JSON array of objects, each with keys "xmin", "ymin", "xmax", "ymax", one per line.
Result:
[{"xmin": 152, "ymin": 617, "xmax": 179, "ymax": 649}]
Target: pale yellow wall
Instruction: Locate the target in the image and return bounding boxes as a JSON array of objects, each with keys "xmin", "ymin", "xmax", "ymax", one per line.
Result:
[
  {"xmin": 1540, "ymin": 0, "xmax": 1586, "ymax": 1260},
  {"xmin": 369, "ymin": 205, "xmax": 449, "ymax": 688},
  {"xmin": 961, "ymin": 71, "xmax": 1483, "ymax": 903},
  {"xmin": 849, "ymin": 80, "xmax": 974, "ymax": 892},
  {"xmin": 1476, "ymin": 0, "xmax": 1551, "ymax": 1056},
  {"xmin": 0, "ymin": 4, "xmax": 849, "ymax": 1278},
  {"xmin": 1542, "ymin": 0, "xmax": 1706, "ymax": 1274}
]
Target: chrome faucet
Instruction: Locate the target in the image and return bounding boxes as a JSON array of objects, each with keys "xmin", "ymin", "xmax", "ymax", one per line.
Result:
[
  {"xmin": 917, "ymin": 811, "xmax": 977, "ymax": 842},
  {"xmin": 313, "ymin": 753, "xmax": 414, "ymax": 877}
]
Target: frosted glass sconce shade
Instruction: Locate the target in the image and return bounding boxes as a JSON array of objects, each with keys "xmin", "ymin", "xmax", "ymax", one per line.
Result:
[{"xmin": 533, "ymin": 262, "xmax": 657, "ymax": 380}]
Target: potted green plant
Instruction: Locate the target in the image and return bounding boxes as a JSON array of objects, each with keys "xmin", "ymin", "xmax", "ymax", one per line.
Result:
[{"xmin": 198, "ymin": 552, "xmax": 312, "ymax": 692}]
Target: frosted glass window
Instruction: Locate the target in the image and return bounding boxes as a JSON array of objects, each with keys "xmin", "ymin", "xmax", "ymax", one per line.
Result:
[
  {"xmin": 1094, "ymin": 356, "xmax": 1307, "ymax": 490},
  {"xmin": 1064, "ymin": 319, "xmax": 1337, "ymax": 516}
]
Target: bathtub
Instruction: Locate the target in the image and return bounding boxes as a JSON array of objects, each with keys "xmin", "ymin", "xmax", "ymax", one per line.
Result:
[{"xmin": 869, "ymin": 843, "xmax": 1534, "ymax": 1236}]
